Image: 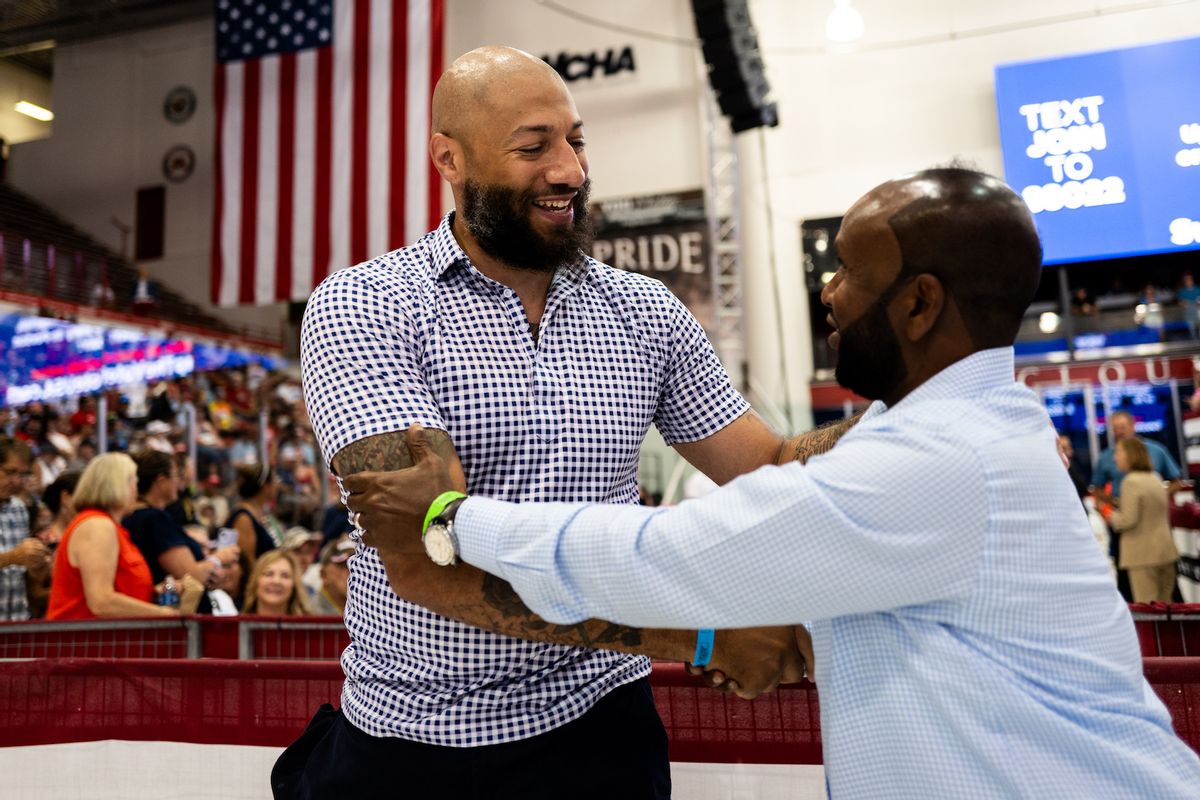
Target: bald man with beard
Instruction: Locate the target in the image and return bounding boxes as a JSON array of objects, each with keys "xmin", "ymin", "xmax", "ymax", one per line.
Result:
[
  {"xmin": 280, "ymin": 46, "xmax": 843, "ymax": 799},
  {"xmin": 345, "ymin": 168, "xmax": 1200, "ymax": 799}
]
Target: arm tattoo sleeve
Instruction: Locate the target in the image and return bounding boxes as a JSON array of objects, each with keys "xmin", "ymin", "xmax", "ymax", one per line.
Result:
[
  {"xmin": 481, "ymin": 574, "xmax": 644, "ymax": 649},
  {"xmin": 334, "ymin": 429, "xmax": 646, "ymax": 651},
  {"xmin": 785, "ymin": 411, "xmax": 864, "ymax": 465},
  {"xmin": 331, "ymin": 428, "xmax": 457, "ymax": 476}
]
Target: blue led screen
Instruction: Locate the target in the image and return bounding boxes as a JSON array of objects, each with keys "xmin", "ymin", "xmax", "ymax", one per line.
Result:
[{"xmin": 995, "ymin": 36, "xmax": 1200, "ymax": 264}]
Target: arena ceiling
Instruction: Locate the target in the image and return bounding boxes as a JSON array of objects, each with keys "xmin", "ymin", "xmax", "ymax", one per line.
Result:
[{"xmin": 0, "ymin": 0, "xmax": 212, "ymax": 77}]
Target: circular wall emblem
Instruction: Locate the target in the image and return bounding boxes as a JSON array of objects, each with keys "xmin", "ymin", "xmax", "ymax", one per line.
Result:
[
  {"xmin": 163, "ymin": 86, "xmax": 197, "ymax": 124},
  {"xmin": 162, "ymin": 145, "xmax": 196, "ymax": 183}
]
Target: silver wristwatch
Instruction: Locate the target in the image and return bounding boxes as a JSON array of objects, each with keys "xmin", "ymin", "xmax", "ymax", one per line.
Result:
[{"xmin": 423, "ymin": 498, "xmax": 465, "ymax": 566}]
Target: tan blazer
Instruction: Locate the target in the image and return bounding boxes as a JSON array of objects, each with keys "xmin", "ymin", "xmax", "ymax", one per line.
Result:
[{"xmin": 1111, "ymin": 471, "xmax": 1179, "ymax": 568}]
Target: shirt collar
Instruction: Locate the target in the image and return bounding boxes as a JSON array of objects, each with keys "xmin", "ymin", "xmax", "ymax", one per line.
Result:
[
  {"xmin": 429, "ymin": 212, "xmax": 471, "ymax": 279},
  {"xmin": 863, "ymin": 347, "xmax": 1016, "ymax": 418},
  {"xmin": 427, "ymin": 211, "xmax": 593, "ymax": 295}
]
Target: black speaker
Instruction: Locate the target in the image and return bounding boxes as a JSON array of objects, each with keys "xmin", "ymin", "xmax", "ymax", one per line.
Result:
[{"xmin": 690, "ymin": 0, "xmax": 778, "ymax": 133}]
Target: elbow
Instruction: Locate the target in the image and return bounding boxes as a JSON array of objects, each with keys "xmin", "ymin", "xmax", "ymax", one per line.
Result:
[{"xmin": 84, "ymin": 590, "xmax": 120, "ymax": 618}]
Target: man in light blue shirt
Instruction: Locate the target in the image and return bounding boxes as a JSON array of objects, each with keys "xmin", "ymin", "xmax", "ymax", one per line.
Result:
[{"xmin": 347, "ymin": 169, "xmax": 1200, "ymax": 798}]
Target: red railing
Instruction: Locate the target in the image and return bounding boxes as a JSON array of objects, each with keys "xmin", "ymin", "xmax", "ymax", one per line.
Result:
[
  {"xmin": 0, "ymin": 614, "xmax": 1196, "ymax": 762},
  {"xmin": 4, "ymin": 608, "xmax": 1197, "ymax": 661}
]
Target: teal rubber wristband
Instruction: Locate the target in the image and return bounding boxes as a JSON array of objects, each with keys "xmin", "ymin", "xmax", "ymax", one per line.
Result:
[
  {"xmin": 422, "ymin": 491, "xmax": 468, "ymax": 535},
  {"xmin": 693, "ymin": 628, "xmax": 715, "ymax": 667}
]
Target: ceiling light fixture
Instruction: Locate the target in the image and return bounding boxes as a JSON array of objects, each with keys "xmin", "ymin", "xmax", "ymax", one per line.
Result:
[
  {"xmin": 15, "ymin": 100, "xmax": 53, "ymax": 122},
  {"xmin": 825, "ymin": 0, "xmax": 865, "ymax": 44}
]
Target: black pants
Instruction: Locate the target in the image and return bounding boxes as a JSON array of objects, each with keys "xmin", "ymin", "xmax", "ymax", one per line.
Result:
[{"xmin": 273, "ymin": 677, "xmax": 671, "ymax": 800}]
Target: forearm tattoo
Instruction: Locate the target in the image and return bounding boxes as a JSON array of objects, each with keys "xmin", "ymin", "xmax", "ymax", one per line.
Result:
[
  {"xmin": 482, "ymin": 574, "xmax": 644, "ymax": 649},
  {"xmin": 332, "ymin": 428, "xmax": 456, "ymax": 475},
  {"xmin": 335, "ymin": 430, "xmax": 646, "ymax": 652},
  {"xmin": 787, "ymin": 411, "xmax": 864, "ymax": 464}
]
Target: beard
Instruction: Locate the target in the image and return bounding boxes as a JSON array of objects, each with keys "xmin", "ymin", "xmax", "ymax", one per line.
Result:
[
  {"xmin": 460, "ymin": 178, "xmax": 593, "ymax": 273},
  {"xmin": 833, "ymin": 289, "xmax": 908, "ymax": 402}
]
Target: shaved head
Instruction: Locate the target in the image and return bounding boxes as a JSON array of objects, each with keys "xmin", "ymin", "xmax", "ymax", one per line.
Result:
[
  {"xmin": 432, "ymin": 46, "xmax": 569, "ymax": 142},
  {"xmin": 858, "ymin": 168, "xmax": 1044, "ymax": 349}
]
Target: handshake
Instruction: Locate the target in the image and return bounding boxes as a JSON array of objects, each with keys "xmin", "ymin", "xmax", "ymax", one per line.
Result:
[{"xmin": 689, "ymin": 625, "xmax": 813, "ymax": 700}]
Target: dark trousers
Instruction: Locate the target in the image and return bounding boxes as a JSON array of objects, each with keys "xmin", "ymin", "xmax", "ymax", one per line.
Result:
[{"xmin": 273, "ymin": 677, "xmax": 671, "ymax": 800}]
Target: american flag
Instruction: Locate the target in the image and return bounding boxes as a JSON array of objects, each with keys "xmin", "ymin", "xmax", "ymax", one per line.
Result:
[{"xmin": 212, "ymin": 0, "xmax": 444, "ymax": 306}]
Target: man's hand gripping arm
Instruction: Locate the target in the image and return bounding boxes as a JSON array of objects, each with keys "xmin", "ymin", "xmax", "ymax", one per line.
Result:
[{"xmin": 338, "ymin": 427, "xmax": 804, "ymax": 698}]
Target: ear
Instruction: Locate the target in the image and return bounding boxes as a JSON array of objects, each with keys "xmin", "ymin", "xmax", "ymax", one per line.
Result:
[
  {"xmin": 429, "ymin": 133, "xmax": 465, "ymax": 186},
  {"xmin": 898, "ymin": 273, "xmax": 946, "ymax": 342}
]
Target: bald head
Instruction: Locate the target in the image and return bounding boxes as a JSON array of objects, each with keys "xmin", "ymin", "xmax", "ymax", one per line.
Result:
[
  {"xmin": 432, "ymin": 46, "xmax": 569, "ymax": 140},
  {"xmin": 865, "ymin": 168, "xmax": 1043, "ymax": 349}
]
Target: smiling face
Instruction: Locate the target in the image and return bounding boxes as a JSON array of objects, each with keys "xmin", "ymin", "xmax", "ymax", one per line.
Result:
[
  {"xmin": 254, "ymin": 556, "xmax": 296, "ymax": 613},
  {"xmin": 432, "ymin": 47, "xmax": 592, "ymax": 273},
  {"xmin": 457, "ymin": 72, "xmax": 591, "ymax": 271}
]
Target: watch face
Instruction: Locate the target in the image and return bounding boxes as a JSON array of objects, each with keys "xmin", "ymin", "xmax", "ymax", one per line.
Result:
[{"xmin": 424, "ymin": 524, "xmax": 457, "ymax": 566}]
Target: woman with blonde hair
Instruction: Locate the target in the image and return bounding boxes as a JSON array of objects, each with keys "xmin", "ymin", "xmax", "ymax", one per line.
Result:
[
  {"xmin": 47, "ymin": 453, "xmax": 202, "ymax": 619},
  {"xmin": 242, "ymin": 549, "xmax": 308, "ymax": 616},
  {"xmin": 1110, "ymin": 437, "xmax": 1179, "ymax": 603}
]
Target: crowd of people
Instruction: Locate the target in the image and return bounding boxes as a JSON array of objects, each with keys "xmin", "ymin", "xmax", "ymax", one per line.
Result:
[
  {"xmin": 1068, "ymin": 271, "xmax": 1200, "ymax": 341},
  {"xmin": 0, "ymin": 365, "xmax": 354, "ymax": 622}
]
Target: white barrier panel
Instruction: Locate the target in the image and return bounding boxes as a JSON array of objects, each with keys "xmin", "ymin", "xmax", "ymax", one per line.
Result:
[{"xmin": 0, "ymin": 741, "xmax": 827, "ymax": 800}]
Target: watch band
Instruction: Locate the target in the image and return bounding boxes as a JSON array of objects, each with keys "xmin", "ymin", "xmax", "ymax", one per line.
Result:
[{"xmin": 423, "ymin": 491, "xmax": 468, "ymax": 535}]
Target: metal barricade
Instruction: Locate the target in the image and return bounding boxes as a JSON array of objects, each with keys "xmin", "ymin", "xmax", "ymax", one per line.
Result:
[
  {"xmin": 1130, "ymin": 603, "xmax": 1200, "ymax": 657},
  {"xmin": 652, "ymin": 662, "xmax": 822, "ymax": 764},
  {"xmin": 0, "ymin": 618, "xmax": 201, "ymax": 660},
  {"xmin": 236, "ymin": 616, "xmax": 350, "ymax": 660}
]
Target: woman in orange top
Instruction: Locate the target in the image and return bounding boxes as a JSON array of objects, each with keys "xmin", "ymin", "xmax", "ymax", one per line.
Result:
[{"xmin": 47, "ymin": 453, "xmax": 201, "ymax": 619}]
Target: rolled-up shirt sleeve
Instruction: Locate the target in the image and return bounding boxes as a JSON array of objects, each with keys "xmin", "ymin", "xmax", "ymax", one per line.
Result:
[{"xmin": 455, "ymin": 420, "xmax": 989, "ymax": 628}]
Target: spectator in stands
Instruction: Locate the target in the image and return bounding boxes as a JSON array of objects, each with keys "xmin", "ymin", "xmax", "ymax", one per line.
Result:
[
  {"xmin": 165, "ymin": 453, "xmax": 199, "ymax": 528},
  {"xmin": 46, "ymin": 453, "xmax": 203, "ymax": 619},
  {"xmin": 242, "ymin": 549, "xmax": 308, "ymax": 616},
  {"xmin": 0, "ymin": 436, "xmax": 46, "ymax": 621},
  {"xmin": 282, "ymin": 526, "xmax": 322, "ymax": 597},
  {"xmin": 195, "ymin": 471, "xmax": 231, "ymax": 536},
  {"xmin": 1056, "ymin": 433, "xmax": 1090, "ymax": 499},
  {"xmin": 309, "ymin": 537, "xmax": 352, "ymax": 615},
  {"xmin": 25, "ymin": 470, "xmax": 82, "ymax": 618},
  {"xmin": 225, "ymin": 463, "xmax": 281, "ymax": 574},
  {"xmin": 1110, "ymin": 437, "xmax": 1179, "ymax": 603},
  {"xmin": 147, "ymin": 380, "xmax": 182, "ymax": 426},
  {"xmin": 69, "ymin": 397, "xmax": 98, "ymax": 434},
  {"xmin": 130, "ymin": 267, "xmax": 159, "ymax": 314},
  {"xmin": 33, "ymin": 443, "xmax": 67, "ymax": 492},
  {"xmin": 227, "ymin": 428, "xmax": 258, "ymax": 466},
  {"xmin": 1178, "ymin": 271, "xmax": 1200, "ymax": 340},
  {"xmin": 1069, "ymin": 285, "xmax": 1097, "ymax": 316},
  {"xmin": 71, "ymin": 439, "xmax": 98, "ymax": 470},
  {"xmin": 124, "ymin": 451, "xmax": 240, "ymax": 614},
  {"xmin": 143, "ymin": 420, "xmax": 174, "ymax": 454},
  {"xmin": 38, "ymin": 469, "xmax": 81, "ymax": 547},
  {"xmin": 214, "ymin": 550, "xmax": 250, "ymax": 613}
]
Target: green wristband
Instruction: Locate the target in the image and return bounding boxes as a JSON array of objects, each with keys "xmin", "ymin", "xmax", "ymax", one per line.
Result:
[{"xmin": 423, "ymin": 491, "xmax": 468, "ymax": 535}]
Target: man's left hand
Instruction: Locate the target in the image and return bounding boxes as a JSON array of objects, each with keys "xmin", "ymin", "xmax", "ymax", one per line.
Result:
[{"xmin": 343, "ymin": 425, "xmax": 457, "ymax": 551}]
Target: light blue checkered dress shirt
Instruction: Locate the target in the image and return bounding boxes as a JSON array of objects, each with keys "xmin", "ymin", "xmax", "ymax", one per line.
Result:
[
  {"xmin": 301, "ymin": 214, "xmax": 749, "ymax": 746},
  {"xmin": 457, "ymin": 348, "xmax": 1200, "ymax": 797}
]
